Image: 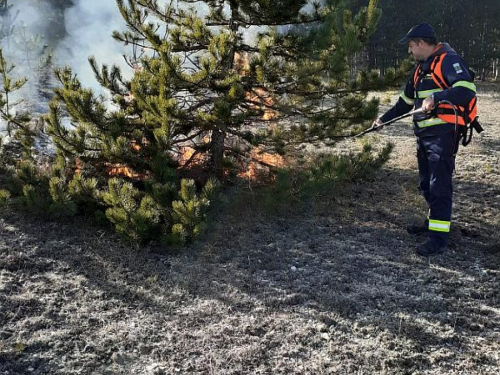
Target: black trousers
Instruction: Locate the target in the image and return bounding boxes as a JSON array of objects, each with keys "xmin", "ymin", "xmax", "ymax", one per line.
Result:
[{"xmin": 416, "ymin": 132, "xmax": 456, "ymax": 246}]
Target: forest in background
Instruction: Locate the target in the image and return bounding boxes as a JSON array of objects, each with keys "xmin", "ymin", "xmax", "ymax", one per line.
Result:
[
  {"xmin": 348, "ymin": 0, "xmax": 500, "ymax": 79},
  {"xmin": 3, "ymin": 0, "xmax": 500, "ymax": 80}
]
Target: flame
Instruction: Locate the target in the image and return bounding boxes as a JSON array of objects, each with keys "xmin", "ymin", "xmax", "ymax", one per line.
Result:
[
  {"xmin": 176, "ymin": 145, "xmax": 208, "ymax": 168},
  {"xmin": 251, "ymin": 148, "xmax": 285, "ymax": 168},
  {"xmin": 124, "ymin": 92, "xmax": 135, "ymax": 103},
  {"xmin": 74, "ymin": 158, "xmax": 82, "ymax": 175},
  {"xmin": 76, "ymin": 144, "xmax": 284, "ymax": 181},
  {"xmin": 105, "ymin": 163, "xmax": 148, "ymax": 180},
  {"xmin": 75, "ymin": 158, "xmax": 147, "ymax": 180},
  {"xmin": 75, "ymin": 49, "xmax": 283, "ymax": 182},
  {"xmin": 238, "ymin": 147, "xmax": 285, "ymax": 180},
  {"xmin": 178, "ymin": 146, "xmax": 196, "ymax": 167},
  {"xmin": 263, "ymin": 110, "xmax": 278, "ymax": 121},
  {"xmin": 233, "ymin": 51, "xmax": 283, "ymax": 179},
  {"xmin": 245, "ymin": 87, "xmax": 278, "ymax": 121},
  {"xmin": 131, "ymin": 137, "xmax": 148, "ymax": 152},
  {"xmin": 234, "ymin": 52, "xmax": 278, "ymax": 120}
]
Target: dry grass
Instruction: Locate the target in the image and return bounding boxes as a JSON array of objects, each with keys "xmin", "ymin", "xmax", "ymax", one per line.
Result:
[{"xmin": 1, "ymin": 86, "xmax": 499, "ymax": 375}]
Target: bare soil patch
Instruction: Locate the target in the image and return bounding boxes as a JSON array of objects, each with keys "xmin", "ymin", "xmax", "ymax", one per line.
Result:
[{"xmin": 1, "ymin": 85, "xmax": 499, "ymax": 374}]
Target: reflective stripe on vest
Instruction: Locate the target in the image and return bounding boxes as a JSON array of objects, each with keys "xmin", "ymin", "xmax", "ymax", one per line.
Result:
[
  {"xmin": 453, "ymin": 81, "xmax": 477, "ymax": 92},
  {"xmin": 417, "ymin": 117, "xmax": 448, "ymax": 128},
  {"xmin": 418, "ymin": 88, "xmax": 442, "ymax": 98}
]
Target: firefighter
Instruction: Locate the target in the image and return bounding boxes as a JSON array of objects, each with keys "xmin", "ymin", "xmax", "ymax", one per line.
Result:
[{"xmin": 374, "ymin": 23, "xmax": 477, "ymax": 257}]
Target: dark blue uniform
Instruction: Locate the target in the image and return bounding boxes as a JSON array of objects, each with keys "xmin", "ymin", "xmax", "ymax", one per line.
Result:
[{"xmin": 380, "ymin": 43, "xmax": 476, "ymax": 247}]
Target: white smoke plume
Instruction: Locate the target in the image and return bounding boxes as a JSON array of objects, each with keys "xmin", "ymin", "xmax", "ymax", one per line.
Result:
[
  {"xmin": 0, "ymin": 0, "xmax": 316, "ymax": 116},
  {"xmin": 55, "ymin": 0, "xmax": 130, "ymax": 94},
  {"xmin": 0, "ymin": 0, "xmax": 51, "ymax": 134},
  {"xmin": 0, "ymin": 1, "xmax": 227, "ymax": 134}
]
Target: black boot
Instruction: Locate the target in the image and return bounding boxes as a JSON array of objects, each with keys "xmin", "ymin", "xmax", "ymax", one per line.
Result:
[
  {"xmin": 407, "ymin": 220, "xmax": 429, "ymax": 235},
  {"xmin": 416, "ymin": 241, "xmax": 446, "ymax": 257}
]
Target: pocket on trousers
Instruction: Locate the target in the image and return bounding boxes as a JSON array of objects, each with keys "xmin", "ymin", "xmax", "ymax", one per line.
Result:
[{"xmin": 428, "ymin": 152, "xmax": 440, "ymax": 162}]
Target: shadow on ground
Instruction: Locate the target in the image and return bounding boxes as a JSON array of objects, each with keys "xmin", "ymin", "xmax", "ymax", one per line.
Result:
[{"xmin": 1, "ymin": 166, "xmax": 499, "ymax": 375}]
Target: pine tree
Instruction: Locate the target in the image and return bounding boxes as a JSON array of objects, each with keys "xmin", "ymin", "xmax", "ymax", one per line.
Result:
[
  {"xmin": 48, "ymin": 0, "xmax": 397, "ymax": 176},
  {"xmin": 41, "ymin": 0, "xmax": 399, "ymax": 244},
  {"xmin": 0, "ymin": 48, "xmax": 53, "ymax": 212},
  {"xmin": 0, "ymin": 48, "xmax": 29, "ymax": 137},
  {"xmin": 112, "ymin": 0, "xmax": 403, "ymax": 175}
]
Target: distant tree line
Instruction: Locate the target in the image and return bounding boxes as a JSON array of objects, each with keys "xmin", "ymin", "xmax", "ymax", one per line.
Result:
[{"xmin": 349, "ymin": 0, "xmax": 500, "ymax": 80}]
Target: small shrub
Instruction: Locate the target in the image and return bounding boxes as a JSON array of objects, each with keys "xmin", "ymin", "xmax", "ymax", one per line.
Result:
[
  {"xmin": 270, "ymin": 141, "xmax": 394, "ymax": 204},
  {"xmin": 0, "ymin": 189, "xmax": 10, "ymax": 206},
  {"xmin": 102, "ymin": 178, "xmax": 162, "ymax": 243},
  {"xmin": 170, "ymin": 178, "xmax": 221, "ymax": 245}
]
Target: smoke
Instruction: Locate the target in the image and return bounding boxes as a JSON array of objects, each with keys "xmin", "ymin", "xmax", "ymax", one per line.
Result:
[
  {"xmin": 2, "ymin": 1, "xmax": 49, "ymax": 76},
  {"xmin": 0, "ymin": 0, "xmax": 315, "ymax": 111},
  {"xmin": 54, "ymin": 0, "xmax": 269, "ymax": 92},
  {"xmin": 0, "ymin": 0, "xmax": 50, "ymax": 135},
  {"xmin": 0, "ymin": 1, "xmax": 236, "ymax": 135},
  {"xmin": 0, "ymin": 0, "xmax": 319, "ymax": 138},
  {"xmin": 55, "ymin": 0, "xmax": 130, "ymax": 94}
]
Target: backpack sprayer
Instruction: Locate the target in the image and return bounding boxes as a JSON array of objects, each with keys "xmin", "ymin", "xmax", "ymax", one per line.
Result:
[{"xmin": 433, "ymin": 99, "xmax": 483, "ymax": 154}]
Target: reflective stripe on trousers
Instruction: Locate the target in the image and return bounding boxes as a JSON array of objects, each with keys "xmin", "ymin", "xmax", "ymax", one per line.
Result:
[{"xmin": 416, "ymin": 132, "xmax": 455, "ymax": 246}]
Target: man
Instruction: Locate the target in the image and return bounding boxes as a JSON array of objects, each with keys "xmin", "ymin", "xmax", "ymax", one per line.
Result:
[{"xmin": 375, "ymin": 23, "xmax": 477, "ymax": 257}]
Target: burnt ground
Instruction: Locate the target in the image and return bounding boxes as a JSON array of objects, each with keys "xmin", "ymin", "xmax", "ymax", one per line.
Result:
[{"xmin": 1, "ymin": 87, "xmax": 499, "ymax": 375}]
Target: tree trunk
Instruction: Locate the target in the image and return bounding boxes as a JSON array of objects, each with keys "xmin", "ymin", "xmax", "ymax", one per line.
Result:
[
  {"xmin": 209, "ymin": 0, "xmax": 239, "ymax": 180},
  {"xmin": 210, "ymin": 129, "xmax": 226, "ymax": 179}
]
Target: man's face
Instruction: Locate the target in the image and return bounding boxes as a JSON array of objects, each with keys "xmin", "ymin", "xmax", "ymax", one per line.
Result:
[{"xmin": 407, "ymin": 40, "xmax": 426, "ymax": 61}]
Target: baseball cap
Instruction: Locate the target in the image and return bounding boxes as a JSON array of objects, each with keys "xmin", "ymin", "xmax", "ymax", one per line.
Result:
[{"xmin": 398, "ymin": 23, "xmax": 436, "ymax": 44}]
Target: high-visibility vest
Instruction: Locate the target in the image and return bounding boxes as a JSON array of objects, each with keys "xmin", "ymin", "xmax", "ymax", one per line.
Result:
[{"xmin": 413, "ymin": 53, "xmax": 477, "ymax": 126}]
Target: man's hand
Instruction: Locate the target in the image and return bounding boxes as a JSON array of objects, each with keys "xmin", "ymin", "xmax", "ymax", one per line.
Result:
[
  {"xmin": 372, "ymin": 118, "xmax": 384, "ymax": 130},
  {"xmin": 421, "ymin": 95, "xmax": 435, "ymax": 113}
]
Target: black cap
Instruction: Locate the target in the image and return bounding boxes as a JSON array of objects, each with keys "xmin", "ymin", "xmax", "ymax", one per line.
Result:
[{"xmin": 398, "ymin": 23, "xmax": 436, "ymax": 44}]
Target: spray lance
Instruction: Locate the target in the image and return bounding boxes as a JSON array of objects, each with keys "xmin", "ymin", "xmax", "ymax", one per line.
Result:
[
  {"xmin": 351, "ymin": 107, "xmax": 424, "ymax": 138},
  {"xmin": 328, "ymin": 108, "xmax": 423, "ymax": 140},
  {"xmin": 336, "ymin": 100, "xmax": 483, "ymax": 141}
]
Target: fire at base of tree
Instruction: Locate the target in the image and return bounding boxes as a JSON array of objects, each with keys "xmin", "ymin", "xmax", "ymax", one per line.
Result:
[{"xmin": 0, "ymin": 0, "xmax": 404, "ymax": 246}]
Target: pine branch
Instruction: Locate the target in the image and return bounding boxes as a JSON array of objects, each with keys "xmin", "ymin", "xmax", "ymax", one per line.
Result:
[
  {"xmin": 171, "ymin": 130, "xmax": 205, "ymax": 145},
  {"xmin": 228, "ymin": 146, "xmax": 279, "ymax": 170},
  {"xmin": 206, "ymin": 17, "xmax": 324, "ymax": 27}
]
